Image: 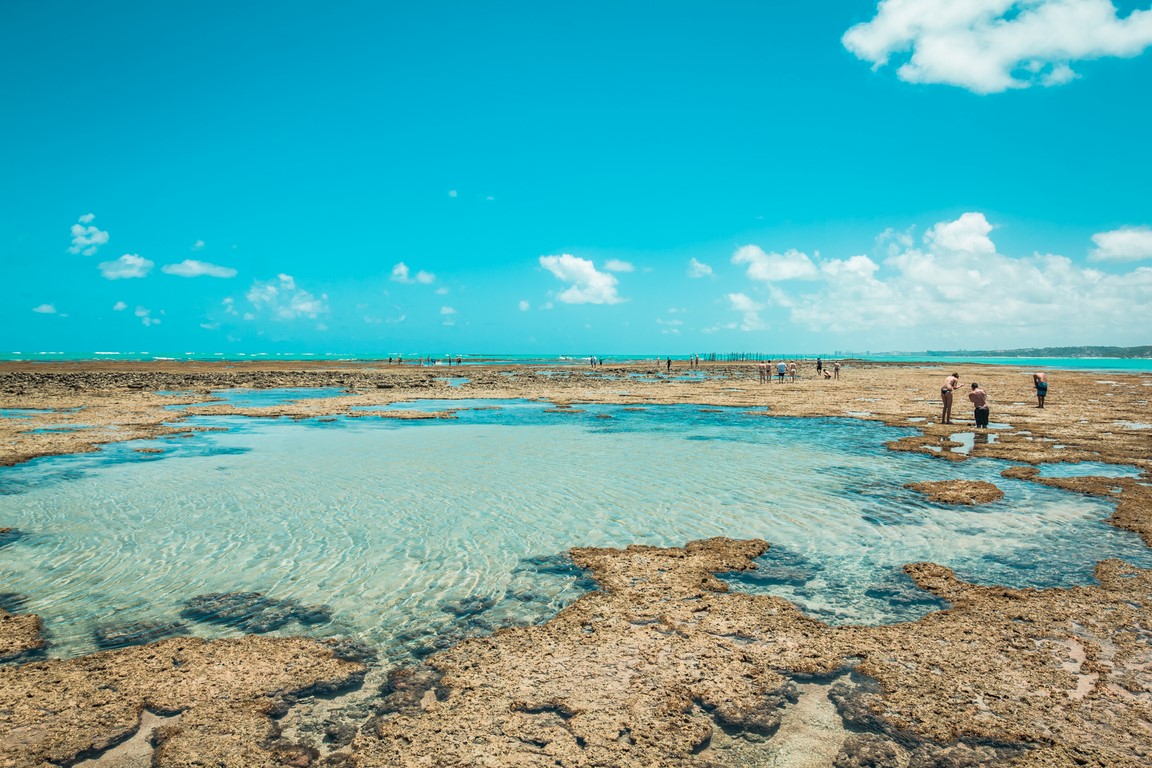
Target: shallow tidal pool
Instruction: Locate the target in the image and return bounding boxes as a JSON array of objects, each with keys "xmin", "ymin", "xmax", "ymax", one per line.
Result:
[{"xmin": 2, "ymin": 397, "xmax": 1150, "ymax": 661}]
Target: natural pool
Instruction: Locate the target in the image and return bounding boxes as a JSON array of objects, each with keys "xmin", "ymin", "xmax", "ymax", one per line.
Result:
[{"xmin": 2, "ymin": 397, "xmax": 1150, "ymax": 663}]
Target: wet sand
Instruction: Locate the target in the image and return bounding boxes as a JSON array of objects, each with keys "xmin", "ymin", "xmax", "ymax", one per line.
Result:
[{"xmin": 2, "ymin": 359, "xmax": 1151, "ymax": 766}]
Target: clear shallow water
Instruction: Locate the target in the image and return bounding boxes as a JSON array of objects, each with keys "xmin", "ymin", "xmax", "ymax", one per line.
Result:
[
  {"xmin": 162, "ymin": 387, "xmax": 348, "ymax": 410},
  {"xmin": 1, "ymin": 400, "xmax": 1150, "ymax": 662}
]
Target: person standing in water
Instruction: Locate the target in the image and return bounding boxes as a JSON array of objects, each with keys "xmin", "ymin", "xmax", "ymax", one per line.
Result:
[
  {"xmin": 1033, "ymin": 372, "xmax": 1048, "ymax": 408},
  {"xmin": 969, "ymin": 382, "xmax": 990, "ymax": 428},
  {"xmin": 940, "ymin": 372, "xmax": 961, "ymax": 424}
]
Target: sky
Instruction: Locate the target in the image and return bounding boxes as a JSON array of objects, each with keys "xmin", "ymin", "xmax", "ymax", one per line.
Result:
[{"xmin": 3, "ymin": 0, "xmax": 1152, "ymax": 356}]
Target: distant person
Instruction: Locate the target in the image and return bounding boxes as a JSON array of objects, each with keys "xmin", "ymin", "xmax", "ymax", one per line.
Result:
[
  {"xmin": 833, "ymin": 361, "xmax": 841, "ymax": 380},
  {"xmin": 969, "ymin": 382, "xmax": 990, "ymax": 428},
  {"xmin": 456, "ymin": 355, "xmax": 462, "ymax": 365},
  {"xmin": 940, "ymin": 372, "xmax": 961, "ymax": 424},
  {"xmin": 1033, "ymin": 372, "xmax": 1048, "ymax": 408},
  {"xmin": 776, "ymin": 360, "xmax": 787, "ymax": 383},
  {"xmin": 788, "ymin": 361, "xmax": 797, "ymax": 382},
  {"xmin": 666, "ymin": 357, "xmax": 671, "ymax": 373},
  {"xmin": 759, "ymin": 361, "xmax": 769, "ymax": 384},
  {"xmin": 816, "ymin": 357, "xmax": 822, "ymax": 374},
  {"xmin": 822, "ymin": 368, "xmax": 832, "ymax": 379}
]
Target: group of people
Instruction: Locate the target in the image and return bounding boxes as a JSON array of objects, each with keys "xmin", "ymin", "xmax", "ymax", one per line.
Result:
[
  {"xmin": 939, "ymin": 373, "xmax": 990, "ymax": 427},
  {"xmin": 755, "ymin": 358, "xmax": 840, "ymax": 383},
  {"xmin": 939, "ymin": 371, "xmax": 1049, "ymax": 427}
]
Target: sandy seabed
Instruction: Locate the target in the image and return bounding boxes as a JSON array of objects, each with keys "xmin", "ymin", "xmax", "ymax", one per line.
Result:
[{"xmin": 1, "ymin": 359, "xmax": 1151, "ymax": 767}]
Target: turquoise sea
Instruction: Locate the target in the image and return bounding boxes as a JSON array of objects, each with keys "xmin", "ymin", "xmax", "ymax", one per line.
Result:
[
  {"xmin": 2, "ymin": 395, "xmax": 1150, "ymax": 663},
  {"xmin": 3, "ymin": 350, "xmax": 1152, "ymax": 372}
]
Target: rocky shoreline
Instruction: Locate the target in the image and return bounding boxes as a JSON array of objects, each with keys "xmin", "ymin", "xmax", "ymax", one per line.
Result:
[{"xmin": 2, "ymin": 359, "xmax": 1151, "ymax": 766}]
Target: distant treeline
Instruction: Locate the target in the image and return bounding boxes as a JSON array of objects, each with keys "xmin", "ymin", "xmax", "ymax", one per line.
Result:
[{"xmin": 924, "ymin": 346, "xmax": 1152, "ymax": 359}]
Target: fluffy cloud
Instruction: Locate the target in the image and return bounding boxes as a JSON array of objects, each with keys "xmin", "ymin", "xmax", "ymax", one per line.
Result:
[
  {"xmin": 32, "ymin": 303, "xmax": 57, "ymax": 314},
  {"xmin": 1091, "ymin": 226, "xmax": 1152, "ymax": 261},
  {"xmin": 687, "ymin": 258, "xmax": 713, "ymax": 278},
  {"xmin": 69, "ymin": 214, "xmax": 109, "ymax": 255},
  {"xmin": 518, "ymin": 300, "xmax": 531, "ymax": 311},
  {"xmin": 112, "ymin": 301, "xmax": 127, "ymax": 311},
  {"xmin": 727, "ymin": 292, "xmax": 767, "ymax": 331},
  {"xmin": 539, "ymin": 254, "xmax": 623, "ymax": 304},
  {"xmin": 737, "ymin": 211, "xmax": 1152, "ymax": 346},
  {"xmin": 391, "ymin": 262, "xmax": 436, "ymax": 285},
  {"xmin": 440, "ymin": 306, "xmax": 457, "ymax": 315},
  {"xmin": 162, "ymin": 259, "xmax": 238, "ymax": 278},
  {"xmin": 99, "ymin": 254, "xmax": 154, "ymax": 280},
  {"xmin": 191, "ymin": 239, "xmax": 206, "ymax": 251},
  {"xmin": 732, "ymin": 245, "xmax": 818, "ymax": 282},
  {"xmin": 843, "ymin": 0, "xmax": 1152, "ymax": 94},
  {"xmin": 924, "ymin": 212, "xmax": 996, "ymax": 254},
  {"xmin": 246, "ymin": 274, "xmax": 329, "ymax": 320},
  {"xmin": 605, "ymin": 259, "xmax": 634, "ymax": 272}
]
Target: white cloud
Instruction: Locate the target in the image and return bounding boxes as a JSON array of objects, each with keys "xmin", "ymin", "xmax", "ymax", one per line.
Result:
[
  {"xmin": 246, "ymin": 274, "xmax": 329, "ymax": 320},
  {"xmin": 134, "ymin": 306, "xmax": 160, "ymax": 327},
  {"xmin": 32, "ymin": 303, "xmax": 57, "ymax": 314},
  {"xmin": 162, "ymin": 259, "xmax": 238, "ymax": 278},
  {"xmin": 924, "ymin": 212, "xmax": 995, "ymax": 253},
  {"xmin": 1091, "ymin": 226, "xmax": 1152, "ymax": 261},
  {"xmin": 732, "ymin": 245, "xmax": 819, "ymax": 282},
  {"xmin": 391, "ymin": 262, "xmax": 436, "ymax": 285},
  {"xmin": 687, "ymin": 258, "xmax": 713, "ymax": 278},
  {"xmin": 99, "ymin": 254, "xmax": 154, "ymax": 280},
  {"xmin": 539, "ymin": 254, "xmax": 623, "ymax": 304},
  {"xmin": 518, "ymin": 300, "xmax": 531, "ymax": 311},
  {"xmin": 440, "ymin": 306, "xmax": 457, "ymax": 315},
  {"xmin": 448, "ymin": 190, "xmax": 458, "ymax": 198},
  {"xmin": 727, "ymin": 292, "xmax": 767, "ymax": 331},
  {"xmin": 191, "ymin": 239, "xmax": 206, "ymax": 251},
  {"xmin": 112, "ymin": 301, "xmax": 127, "ymax": 311},
  {"xmin": 738, "ymin": 211, "xmax": 1152, "ymax": 347},
  {"xmin": 843, "ymin": 0, "xmax": 1152, "ymax": 94},
  {"xmin": 605, "ymin": 259, "xmax": 634, "ymax": 272},
  {"xmin": 69, "ymin": 214, "xmax": 109, "ymax": 256}
]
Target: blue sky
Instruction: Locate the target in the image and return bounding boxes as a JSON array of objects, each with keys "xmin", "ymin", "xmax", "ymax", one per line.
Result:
[{"xmin": 4, "ymin": 1, "xmax": 1152, "ymax": 355}]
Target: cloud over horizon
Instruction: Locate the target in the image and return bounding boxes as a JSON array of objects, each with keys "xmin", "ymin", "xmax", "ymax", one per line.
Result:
[{"xmin": 728, "ymin": 211, "xmax": 1152, "ymax": 347}]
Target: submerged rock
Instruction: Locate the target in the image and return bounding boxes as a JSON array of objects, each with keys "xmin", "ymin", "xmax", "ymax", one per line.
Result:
[
  {"xmin": 440, "ymin": 594, "xmax": 496, "ymax": 617},
  {"xmin": 180, "ymin": 591, "xmax": 334, "ymax": 633},
  {"xmin": 92, "ymin": 620, "xmax": 189, "ymax": 649},
  {"xmin": 0, "ymin": 591, "xmax": 28, "ymax": 613}
]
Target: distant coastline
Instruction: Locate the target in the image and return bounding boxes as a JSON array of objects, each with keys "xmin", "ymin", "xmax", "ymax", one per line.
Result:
[{"xmin": 921, "ymin": 345, "xmax": 1152, "ymax": 359}]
